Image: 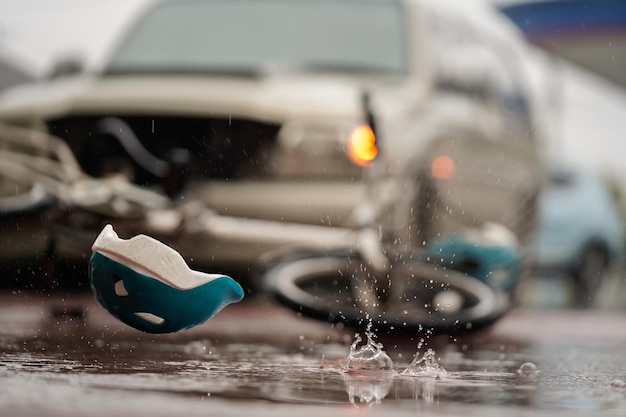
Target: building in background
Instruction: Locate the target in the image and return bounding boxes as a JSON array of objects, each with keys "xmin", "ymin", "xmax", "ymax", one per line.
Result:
[{"xmin": 497, "ymin": 0, "xmax": 626, "ymax": 88}]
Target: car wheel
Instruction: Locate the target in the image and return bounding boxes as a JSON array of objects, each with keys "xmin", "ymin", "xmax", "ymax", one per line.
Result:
[{"xmin": 573, "ymin": 244, "xmax": 609, "ymax": 306}]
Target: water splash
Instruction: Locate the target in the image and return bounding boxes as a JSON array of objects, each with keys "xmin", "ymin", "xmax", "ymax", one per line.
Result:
[
  {"xmin": 412, "ymin": 378, "xmax": 438, "ymax": 403},
  {"xmin": 344, "ymin": 330, "xmax": 393, "ymax": 371},
  {"xmin": 343, "ymin": 372, "xmax": 394, "ymax": 405},
  {"xmin": 516, "ymin": 362, "xmax": 539, "ymax": 376},
  {"xmin": 183, "ymin": 340, "xmax": 213, "ymax": 356},
  {"xmin": 401, "ymin": 348, "xmax": 447, "ymax": 378}
]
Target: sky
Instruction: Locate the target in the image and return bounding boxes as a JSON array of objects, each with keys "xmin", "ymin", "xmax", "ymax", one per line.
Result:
[
  {"xmin": 0, "ymin": 0, "xmax": 149, "ymax": 76},
  {"xmin": 0, "ymin": 0, "xmax": 625, "ymax": 185}
]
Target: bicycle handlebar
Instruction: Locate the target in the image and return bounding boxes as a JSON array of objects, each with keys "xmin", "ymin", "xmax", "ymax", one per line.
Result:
[{"xmin": 0, "ymin": 123, "xmax": 401, "ymax": 273}]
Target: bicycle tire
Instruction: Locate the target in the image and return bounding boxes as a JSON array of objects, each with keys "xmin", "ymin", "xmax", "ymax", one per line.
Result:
[{"xmin": 263, "ymin": 253, "xmax": 511, "ymax": 334}]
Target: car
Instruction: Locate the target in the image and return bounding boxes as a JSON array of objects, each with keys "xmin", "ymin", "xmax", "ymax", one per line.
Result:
[
  {"xmin": 533, "ymin": 161, "xmax": 625, "ymax": 305},
  {"xmin": 0, "ymin": 0, "xmax": 543, "ymax": 284}
]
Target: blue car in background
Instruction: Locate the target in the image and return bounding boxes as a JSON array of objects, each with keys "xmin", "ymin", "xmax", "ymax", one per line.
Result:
[{"xmin": 534, "ymin": 162, "xmax": 624, "ymax": 305}]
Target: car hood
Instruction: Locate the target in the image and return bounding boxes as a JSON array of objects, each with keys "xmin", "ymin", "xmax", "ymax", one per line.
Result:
[{"xmin": 0, "ymin": 74, "xmax": 401, "ymax": 124}]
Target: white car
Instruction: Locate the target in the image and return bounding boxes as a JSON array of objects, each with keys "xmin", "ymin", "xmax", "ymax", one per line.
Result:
[{"xmin": 0, "ymin": 0, "xmax": 543, "ymax": 277}]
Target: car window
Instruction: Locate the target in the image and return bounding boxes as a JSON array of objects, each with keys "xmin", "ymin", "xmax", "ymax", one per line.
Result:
[{"xmin": 105, "ymin": 0, "xmax": 408, "ymax": 76}]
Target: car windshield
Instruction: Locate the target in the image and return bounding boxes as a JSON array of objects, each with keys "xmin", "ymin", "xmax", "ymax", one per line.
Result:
[{"xmin": 105, "ymin": 0, "xmax": 407, "ymax": 76}]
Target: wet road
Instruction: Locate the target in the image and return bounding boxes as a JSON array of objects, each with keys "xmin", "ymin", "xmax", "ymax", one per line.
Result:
[{"xmin": 2, "ymin": 291, "xmax": 626, "ymax": 416}]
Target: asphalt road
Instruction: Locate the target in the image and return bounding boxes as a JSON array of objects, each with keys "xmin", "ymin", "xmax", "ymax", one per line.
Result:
[{"xmin": 2, "ymin": 289, "xmax": 626, "ymax": 416}]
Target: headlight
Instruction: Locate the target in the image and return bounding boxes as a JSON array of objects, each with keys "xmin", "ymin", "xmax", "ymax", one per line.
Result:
[{"xmin": 273, "ymin": 121, "xmax": 362, "ymax": 178}]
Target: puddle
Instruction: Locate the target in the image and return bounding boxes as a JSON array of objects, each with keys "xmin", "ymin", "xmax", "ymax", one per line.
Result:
[
  {"xmin": 3, "ymin": 331, "xmax": 626, "ymax": 417},
  {"xmin": 2, "ymin": 294, "xmax": 626, "ymax": 417}
]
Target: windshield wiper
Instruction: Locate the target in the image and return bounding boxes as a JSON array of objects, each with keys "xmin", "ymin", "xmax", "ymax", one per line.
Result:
[
  {"xmin": 104, "ymin": 65, "xmax": 262, "ymax": 78},
  {"xmin": 266, "ymin": 61, "xmax": 405, "ymax": 76},
  {"xmin": 104, "ymin": 62, "xmax": 405, "ymax": 78}
]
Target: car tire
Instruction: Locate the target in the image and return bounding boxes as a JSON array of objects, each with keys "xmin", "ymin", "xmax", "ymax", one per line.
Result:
[{"xmin": 573, "ymin": 244, "xmax": 609, "ymax": 306}]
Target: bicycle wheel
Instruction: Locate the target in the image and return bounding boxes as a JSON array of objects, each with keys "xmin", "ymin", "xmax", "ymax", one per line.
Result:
[{"xmin": 263, "ymin": 253, "xmax": 511, "ymax": 334}]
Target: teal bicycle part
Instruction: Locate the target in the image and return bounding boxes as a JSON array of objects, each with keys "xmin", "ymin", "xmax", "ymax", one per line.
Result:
[
  {"xmin": 89, "ymin": 225, "xmax": 244, "ymax": 333},
  {"xmin": 425, "ymin": 226, "xmax": 523, "ymax": 292}
]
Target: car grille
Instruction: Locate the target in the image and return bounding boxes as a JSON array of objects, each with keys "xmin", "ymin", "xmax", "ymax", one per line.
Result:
[{"xmin": 47, "ymin": 115, "xmax": 281, "ymax": 186}]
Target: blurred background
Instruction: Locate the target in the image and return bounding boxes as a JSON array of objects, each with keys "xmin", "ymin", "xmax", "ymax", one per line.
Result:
[{"xmin": 0, "ymin": 0, "xmax": 625, "ymax": 311}]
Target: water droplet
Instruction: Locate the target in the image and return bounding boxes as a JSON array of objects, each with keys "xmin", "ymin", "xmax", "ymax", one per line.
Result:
[
  {"xmin": 402, "ymin": 349, "xmax": 447, "ymax": 378},
  {"xmin": 517, "ymin": 362, "xmax": 538, "ymax": 376},
  {"xmin": 432, "ymin": 290, "xmax": 463, "ymax": 314},
  {"xmin": 344, "ymin": 332, "xmax": 394, "ymax": 371},
  {"xmin": 183, "ymin": 340, "xmax": 212, "ymax": 356},
  {"xmin": 417, "ymin": 338, "xmax": 425, "ymax": 350}
]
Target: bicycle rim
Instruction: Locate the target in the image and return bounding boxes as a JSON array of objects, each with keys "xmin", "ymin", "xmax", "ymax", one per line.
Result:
[{"xmin": 264, "ymin": 254, "xmax": 510, "ymax": 334}]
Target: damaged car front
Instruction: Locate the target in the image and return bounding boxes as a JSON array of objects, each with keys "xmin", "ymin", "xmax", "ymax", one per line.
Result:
[{"xmin": 0, "ymin": 0, "xmax": 419, "ymax": 271}]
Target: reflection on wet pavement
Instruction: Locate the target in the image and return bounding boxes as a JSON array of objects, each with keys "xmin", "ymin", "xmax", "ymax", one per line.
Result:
[{"xmin": 2, "ymin": 292, "xmax": 626, "ymax": 416}]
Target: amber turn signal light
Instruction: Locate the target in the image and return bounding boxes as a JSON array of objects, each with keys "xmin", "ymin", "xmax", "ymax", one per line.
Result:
[{"xmin": 347, "ymin": 125, "xmax": 378, "ymax": 167}]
